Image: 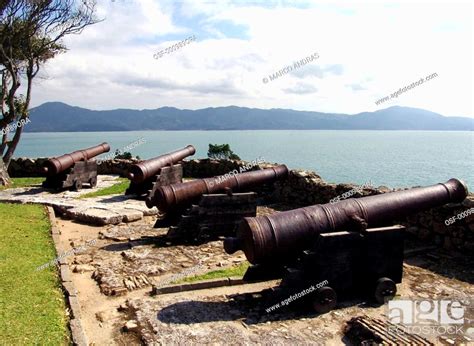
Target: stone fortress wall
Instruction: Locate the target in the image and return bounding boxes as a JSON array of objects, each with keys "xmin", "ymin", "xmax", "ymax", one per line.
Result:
[{"xmin": 9, "ymin": 157, "xmax": 473, "ymax": 253}]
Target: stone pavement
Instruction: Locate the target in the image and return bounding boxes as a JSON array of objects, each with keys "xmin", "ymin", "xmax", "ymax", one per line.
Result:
[{"xmin": 0, "ymin": 175, "xmax": 158, "ymax": 225}]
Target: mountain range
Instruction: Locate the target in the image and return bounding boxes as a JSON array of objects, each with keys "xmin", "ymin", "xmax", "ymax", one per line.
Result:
[{"xmin": 24, "ymin": 102, "xmax": 473, "ymax": 131}]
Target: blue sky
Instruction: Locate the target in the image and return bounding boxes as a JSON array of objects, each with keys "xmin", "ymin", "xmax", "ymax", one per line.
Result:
[{"xmin": 29, "ymin": 0, "xmax": 473, "ymax": 118}]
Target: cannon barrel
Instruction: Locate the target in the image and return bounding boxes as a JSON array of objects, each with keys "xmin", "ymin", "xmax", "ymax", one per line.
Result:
[
  {"xmin": 146, "ymin": 164, "xmax": 288, "ymax": 210},
  {"xmin": 127, "ymin": 145, "xmax": 196, "ymax": 183},
  {"xmin": 42, "ymin": 142, "xmax": 110, "ymax": 175},
  {"xmin": 224, "ymin": 178, "xmax": 468, "ymax": 264}
]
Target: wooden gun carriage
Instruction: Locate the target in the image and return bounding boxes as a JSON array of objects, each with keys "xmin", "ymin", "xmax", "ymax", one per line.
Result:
[{"xmin": 146, "ymin": 165, "xmax": 289, "ymax": 240}]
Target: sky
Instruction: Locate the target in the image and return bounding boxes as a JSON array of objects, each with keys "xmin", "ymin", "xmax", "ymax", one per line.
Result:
[{"xmin": 29, "ymin": 0, "xmax": 473, "ymax": 118}]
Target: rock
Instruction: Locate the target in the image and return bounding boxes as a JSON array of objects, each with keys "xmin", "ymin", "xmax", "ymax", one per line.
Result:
[
  {"xmin": 72, "ymin": 264, "xmax": 95, "ymax": 273},
  {"xmin": 73, "ymin": 255, "xmax": 93, "ymax": 264},
  {"xmin": 114, "ymin": 209, "xmax": 143, "ymax": 222},
  {"xmin": 378, "ymin": 186, "xmax": 391, "ymax": 193},
  {"xmin": 462, "ymin": 198, "xmax": 474, "ymax": 208},
  {"xmin": 66, "ymin": 207, "xmax": 120, "ymax": 225},
  {"xmin": 117, "ymin": 303, "xmax": 128, "ymax": 312},
  {"xmin": 124, "ymin": 320, "xmax": 138, "ymax": 332},
  {"xmin": 95, "ymin": 311, "xmax": 108, "ymax": 322},
  {"xmin": 112, "ymin": 287, "xmax": 128, "ymax": 296},
  {"xmin": 440, "ymin": 337, "xmax": 455, "ymax": 345}
]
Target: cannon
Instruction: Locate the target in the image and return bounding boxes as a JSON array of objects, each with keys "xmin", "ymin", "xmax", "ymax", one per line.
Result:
[
  {"xmin": 125, "ymin": 145, "xmax": 196, "ymax": 198},
  {"xmin": 146, "ymin": 164, "xmax": 288, "ymax": 211},
  {"xmin": 149, "ymin": 164, "xmax": 288, "ymax": 240},
  {"xmin": 127, "ymin": 145, "xmax": 195, "ymax": 184},
  {"xmin": 224, "ymin": 179, "xmax": 468, "ymax": 313},
  {"xmin": 42, "ymin": 142, "xmax": 110, "ymax": 176},
  {"xmin": 225, "ymin": 178, "xmax": 467, "ymax": 263},
  {"xmin": 42, "ymin": 143, "xmax": 110, "ymax": 190}
]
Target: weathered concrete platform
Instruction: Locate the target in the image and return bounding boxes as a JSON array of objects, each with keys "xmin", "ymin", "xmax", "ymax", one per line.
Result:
[{"xmin": 0, "ymin": 175, "xmax": 158, "ymax": 225}]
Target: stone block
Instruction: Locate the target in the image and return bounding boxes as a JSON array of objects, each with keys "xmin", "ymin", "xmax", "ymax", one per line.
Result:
[
  {"xmin": 70, "ymin": 318, "xmax": 88, "ymax": 346},
  {"xmin": 60, "ymin": 265, "xmax": 72, "ymax": 282},
  {"xmin": 68, "ymin": 207, "xmax": 123, "ymax": 225}
]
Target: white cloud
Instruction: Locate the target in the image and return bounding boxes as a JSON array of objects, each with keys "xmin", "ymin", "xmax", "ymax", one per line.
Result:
[{"xmin": 29, "ymin": 0, "xmax": 473, "ymax": 118}]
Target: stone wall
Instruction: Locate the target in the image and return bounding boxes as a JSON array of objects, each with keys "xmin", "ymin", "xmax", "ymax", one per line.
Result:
[
  {"xmin": 8, "ymin": 157, "xmax": 137, "ymax": 177},
  {"xmin": 271, "ymin": 169, "xmax": 474, "ymax": 254},
  {"xmin": 8, "ymin": 157, "xmax": 48, "ymax": 177},
  {"xmin": 183, "ymin": 159, "xmax": 474, "ymax": 254},
  {"xmin": 8, "ymin": 157, "xmax": 473, "ymax": 253}
]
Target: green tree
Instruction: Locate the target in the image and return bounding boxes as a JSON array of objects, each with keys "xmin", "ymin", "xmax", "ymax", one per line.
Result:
[
  {"xmin": 0, "ymin": 0, "xmax": 99, "ymax": 185},
  {"xmin": 114, "ymin": 150, "xmax": 132, "ymax": 160},
  {"xmin": 114, "ymin": 150, "xmax": 140, "ymax": 160},
  {"xmin": 207, "ymin": 143, "xmax": 241, "ymax": 160}
]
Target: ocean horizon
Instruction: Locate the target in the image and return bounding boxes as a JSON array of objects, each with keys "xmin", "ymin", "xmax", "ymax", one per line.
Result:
[{"xmin": 15, "ymin": 130, "xmax": 474, "ymax": 190}]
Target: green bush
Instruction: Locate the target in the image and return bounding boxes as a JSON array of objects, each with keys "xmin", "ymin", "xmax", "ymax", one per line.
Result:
[
  {"xmin": 207, "ymin": 144, "xmax": 240, "ymax": 160},
  {"xmin": 114, "ymin": 150, "xmax": 142, "ymax": 160}
]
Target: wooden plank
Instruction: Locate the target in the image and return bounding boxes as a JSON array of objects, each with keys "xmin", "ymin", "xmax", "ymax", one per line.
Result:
[
  {"xmin": 71, "ymin": 161, "xmax": 97, "ymax": 174},
  {"xmin": 146, "ymin": 165, "xmax": 183, "ymax": 199},
  {"xmin": 126, "ymin": 178, "xmax": 155, "ymax": 196},
  {"xmin": 361, "ymin": 225, "xmax": 405, "ymax": 285},
  {"xmin": 345, "ymin": 316, "xmax": 433, "ymax": 345},
  {"xmin": 169, "ymin": 192, "xmax": 258, "ymax": 240},
  {"xmin": 199, "ymin": 192, "xmax": 257, "ymax": 207},
  {"xmin": 197, "ymin": 206, "xmax": 257, "ymax": 216},
  {"xmin": 157, "ymin": 165, "xmax": 183, "ymax": 185},
  {"xmin": 304, "ymin": 231, "xmax": 363, "ymax": 296}
]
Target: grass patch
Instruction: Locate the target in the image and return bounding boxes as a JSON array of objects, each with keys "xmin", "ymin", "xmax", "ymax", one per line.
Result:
[
  {"xmin": 0, "ymin": 203, "xmax": 69, "ymax": 345},
  {"xmin": 78, "ymin": 178, "xmax": 129, "ymax": 198},
  {"xmin": 0, "ymin": 177, "xmax": 45, "ymax": 190},
  {"xmin": 175, "ymin": 262, "xmax": 250, "ymax": 284}
]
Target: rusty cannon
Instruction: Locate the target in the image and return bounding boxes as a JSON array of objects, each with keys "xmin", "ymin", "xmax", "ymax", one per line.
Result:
[
  {"xmin": 42, "ymin": 142, "xmax": 110, "ymax": 191},
  {"xmin": 125, "ymin": 145, "xmax": 196, "ymax": 198},
  {"xmin": 148, "ymin": 164, "xmax": 289, "ymax": 239},
  {"xmin": 146, "ymin": 164, "xmax": 288, "ymax": 211},
  {"xmin": 224, "ymin": 178, "xmax": 468, "ymax": 313},
  {"xmin": 127, "ymin": 145, "xmax": 196, "ymax": 184}
]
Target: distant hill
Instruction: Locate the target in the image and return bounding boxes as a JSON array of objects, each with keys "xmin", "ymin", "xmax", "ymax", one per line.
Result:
[{"xmin": 25, "ymin": 102, "xmax": 473, "ymax": 131}]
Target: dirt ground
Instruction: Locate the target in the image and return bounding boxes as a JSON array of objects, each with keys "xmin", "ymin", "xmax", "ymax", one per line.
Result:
[{"xmin": 54, "ymin": 207, "xmax": 474, "ymax": 345}]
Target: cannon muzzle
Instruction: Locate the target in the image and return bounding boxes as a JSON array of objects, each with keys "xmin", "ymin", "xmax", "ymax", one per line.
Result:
[
  {"xmin": 128, "ymin": 145, "xmax": 195, "ymax": 183},
  {"xmin": 224, "ymin": 178, "xmax": 468, "ymax": 264},
  {"xmin": 146, "ymin": 164, "xmax": 288, "ymax": 210},
  {"xmin": 42, "ymin": 142, "xmax": 110, "ymax": 176}
]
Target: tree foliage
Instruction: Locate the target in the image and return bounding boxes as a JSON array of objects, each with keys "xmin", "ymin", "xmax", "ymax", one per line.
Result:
[
  {"xmin": 114, "ymin": 150, "xmax": 140, "ymax": 160},
  {"xmin": 207, "ymin": 143, "xmax": 241, "ymax": 160},
  {"xmin": 0, "ymin": 0, "xmax": 99, "ymax": 167}
]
